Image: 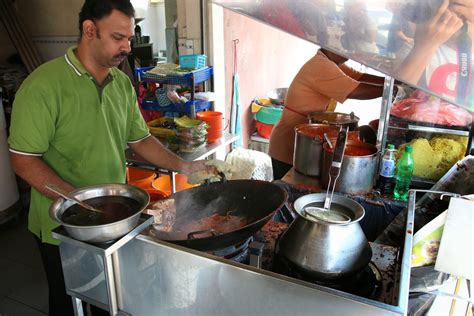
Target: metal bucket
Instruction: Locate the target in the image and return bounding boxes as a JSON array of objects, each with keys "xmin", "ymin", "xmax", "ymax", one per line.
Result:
[
  {"xmin": 293, "ymin": 124, "xmax": 339, "ymax": 177},
  {"xmin": 49, "ymin": 184, "xmax": 149, "ymax": 243},
  {"xmin": 322, "ymin": 141, "xmax": 379, "ymax": 194}
]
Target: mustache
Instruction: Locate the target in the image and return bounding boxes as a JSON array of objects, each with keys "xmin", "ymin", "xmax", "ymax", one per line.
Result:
[{"xmin": 114, "ymin": 52, "xmax": 130, "ymax": 58}]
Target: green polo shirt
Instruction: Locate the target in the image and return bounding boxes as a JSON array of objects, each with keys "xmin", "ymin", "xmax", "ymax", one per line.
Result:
[{"xmin": 8, "ymin": 46, "xmax": 150, "ymax": 244}]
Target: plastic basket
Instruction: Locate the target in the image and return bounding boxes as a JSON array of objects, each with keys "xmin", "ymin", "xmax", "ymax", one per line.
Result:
[
  {"xmin": 147, "ymin": 117, "xmax": 176, "ymax": 138},
  {"xmin": 155, "ymin": 88, "xmax": 173, "ymax": 107},
  {"xmin": 179, "ymin": 54, "xmax": 207, "ymax": 69}
]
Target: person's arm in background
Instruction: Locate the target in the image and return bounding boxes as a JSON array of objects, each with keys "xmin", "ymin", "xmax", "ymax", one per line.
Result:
[
  {"xmin": 128, "ymin": 136, "xmax": 209, "ymax": 175},
  {"xmin": 10, "ymin": 153, "xmax": 75, "ymax": 199},
  {"xmin": 347, "ymin": 82, "xmax": 384, "ymax": 99},
  {"xmin": 394, "ymin": 0, "xmax": 463, "ymax": 84},
  {"xmin": 358, "ymin": 73, "xmax": 385, "ymax": 85}
]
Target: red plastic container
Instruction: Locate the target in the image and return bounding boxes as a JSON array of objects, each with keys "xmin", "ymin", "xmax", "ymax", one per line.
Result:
[{"xmin": 255, "ymin": 121, "xmax": 274, "ymax": 139}]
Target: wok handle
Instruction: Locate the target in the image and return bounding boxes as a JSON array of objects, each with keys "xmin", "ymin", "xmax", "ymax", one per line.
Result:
[{"xmin": 188, "ymin": 229, "xmax": 220, "ymax": 240}]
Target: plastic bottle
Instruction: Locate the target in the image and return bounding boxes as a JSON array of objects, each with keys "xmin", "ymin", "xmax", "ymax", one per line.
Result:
[
  {"xmin": 393, "ymin": 145, "xmax": 414, "ymax": 201},
  {"xmin": 377, "ymin": 144, "xmax": 396, "ymax": 194}
]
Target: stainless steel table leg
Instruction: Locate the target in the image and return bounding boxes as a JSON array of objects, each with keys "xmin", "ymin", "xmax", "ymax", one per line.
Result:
[
  {"xmin": 171, "ymin": 171, "xmax": 177, "ymax": 194},
  {"xmin": 72, "ymin": 297, "xmax": 85, "ymax": 316},
  {"xmin": 104, "ymin": 255, "xmax": 118, "ymax": 315}
]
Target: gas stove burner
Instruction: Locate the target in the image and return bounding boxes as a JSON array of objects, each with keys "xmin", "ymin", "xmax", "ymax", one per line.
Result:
[
  {"xmin": 273, "ymin": 255, "xmax": 383, "ymax": 300},
  {"xmin": 312, "ymin": 262, "xmax": 383, "ymax": 299},
  {"xmin": 207, "ymin": 237, "xmax": 253, "ymax": 263}
]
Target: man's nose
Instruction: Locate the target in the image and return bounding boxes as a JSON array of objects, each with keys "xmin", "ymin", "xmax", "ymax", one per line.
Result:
[{"xmin": 122, "ymin": 39, "xmax": 131, "ymax": 53}]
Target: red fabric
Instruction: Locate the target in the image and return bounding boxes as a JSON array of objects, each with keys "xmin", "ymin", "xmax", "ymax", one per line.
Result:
[{"xmin": 258, "ymin": 0, "xmax": 306, "ymax": 38}]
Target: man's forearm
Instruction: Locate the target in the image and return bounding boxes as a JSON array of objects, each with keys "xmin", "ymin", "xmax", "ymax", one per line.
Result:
[
  {"xmin": 347, "ymin": 82, "xmax": 384, "ymax": 100},
  {"xmin": 9, "ymin": 152, "xmax": 75, "ymax": 199},
  {"xmin": 358, "ymin": 73, "xmax": 385, "ymax": 85},
  {"xmin": 128, "ymin": 136, "xmax": 191, "ymax": 173}
]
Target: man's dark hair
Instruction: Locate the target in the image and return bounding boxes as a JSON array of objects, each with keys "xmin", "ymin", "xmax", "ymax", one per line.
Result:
[{"xmin": 78, "ymin": 0, "xmax": 135, "ymax": 35}]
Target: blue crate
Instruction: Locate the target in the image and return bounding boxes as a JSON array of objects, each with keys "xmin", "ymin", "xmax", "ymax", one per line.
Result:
[
  {"xmin": 179, "ymin": 54, "xmax": 207, "ymax": 69},
  {"xmin": 141, "ymin": 99, "xmax": 211, "ymax": 114},
  {"xmin": 139, "ymin": 66, "xmax": 213, "ymax": 86}
]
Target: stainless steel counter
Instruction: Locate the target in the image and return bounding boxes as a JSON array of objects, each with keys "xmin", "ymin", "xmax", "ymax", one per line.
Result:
[
  {"xmin": 53, "ymin": 201, "xmax": 414, "ymax": 316},
  {"xmin": 281, "ymin": 167, "xmax": 322, "ymax": 188},
  {"xmin": 126, "ymin": 133, "xmax": 239, "ymax": 169}
]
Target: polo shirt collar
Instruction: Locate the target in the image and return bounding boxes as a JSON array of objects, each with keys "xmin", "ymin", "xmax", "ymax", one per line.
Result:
[
  {"xmin": 64, "ymin": 46, "xmax": 115, "ymax": 81},
  {"xmin": 65, "ymin": 46, "xmax": 88, "ymax": 76}
]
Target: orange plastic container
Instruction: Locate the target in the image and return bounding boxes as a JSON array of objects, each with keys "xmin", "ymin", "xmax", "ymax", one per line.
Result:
[
  {"xmin": 126, "ymin": 168, "xmax": 157, "ymax": 189},
  {"xmin": 152, "ymin": 174, "xmax": 197, "ymax": 196},
  {"xmin": 144, "ymin": 188, "xmax": 168, "ymax": 207},
  {"xmin": 197, "ymin": 111, "xmax": 224, "ymax": 143}
]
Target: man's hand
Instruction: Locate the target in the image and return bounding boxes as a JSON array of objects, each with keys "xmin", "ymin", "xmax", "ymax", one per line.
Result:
[{"xmin": 180, "ymin": 160, "xmax": 215, "ymax": 175}]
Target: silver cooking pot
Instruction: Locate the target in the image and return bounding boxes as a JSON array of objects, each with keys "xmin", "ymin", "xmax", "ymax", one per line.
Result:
[
  {"xmin": 322, "ymin": 141, "xmax": 378, "ymax": 194},
  {"xmin": 293, "ymin": 123, "xmax": 339, "ymax": 177},
  {"xmin": 276, "ymin": 193, "xmax": 372, "ymax": 281},
  {"xmin": 49, "ymin": 184, "xmax": 149, "ymax": 243},
  {"xmin": 308, "ymin": 111, "xmax": 360, "ymax": 131}
]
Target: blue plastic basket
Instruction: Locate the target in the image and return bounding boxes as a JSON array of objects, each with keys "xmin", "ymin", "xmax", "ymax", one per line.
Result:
[{"xmin": 179, "ymin": 54, "xmax": 207, "ymax": 69}]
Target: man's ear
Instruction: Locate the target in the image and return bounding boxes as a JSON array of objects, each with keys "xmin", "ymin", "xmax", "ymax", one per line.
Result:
[{"xmin": 82, "ymin": 20, "xmax": 96, "ymax": 39}]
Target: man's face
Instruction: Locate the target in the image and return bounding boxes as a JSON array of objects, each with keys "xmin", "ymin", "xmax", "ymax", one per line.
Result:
[{"xmin": 90, "ymin": 10, "xmax": 134, "ymax": 68}]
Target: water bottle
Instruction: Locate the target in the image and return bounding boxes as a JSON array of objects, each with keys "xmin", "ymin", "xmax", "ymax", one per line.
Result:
[
  {"xmin": 393, "ymin": 145, "xmax": 414, "ymax": 201},
  {"xmin": 377, "ymin": 144, "xmax": 396, "ymax": 195}
]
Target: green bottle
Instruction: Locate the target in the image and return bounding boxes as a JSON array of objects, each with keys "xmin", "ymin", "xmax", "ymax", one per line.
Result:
[{"xmin": 393, "ymin": 145, "xmax": 414, "ymax": 201}]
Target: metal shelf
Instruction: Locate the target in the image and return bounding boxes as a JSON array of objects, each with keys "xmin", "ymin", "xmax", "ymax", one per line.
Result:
[
  {"xmin": 137, "ymin": 66, "xmax": 213, "ymax": 86},
  {"xmin": 406, "ymin": 124, "xmax": 470, "ymax": 137}
]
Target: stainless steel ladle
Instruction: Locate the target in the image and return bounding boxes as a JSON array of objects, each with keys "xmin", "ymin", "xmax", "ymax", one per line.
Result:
[
  {"xmin": 303, "ymin": 126, "xmax": 350, "ymax": 224},
  {"xmin": 46, "ymin": 185, "xmax": 104, "ymax": 214}
]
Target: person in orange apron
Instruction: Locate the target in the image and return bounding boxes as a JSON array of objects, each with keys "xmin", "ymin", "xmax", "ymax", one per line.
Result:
[{"xmin": 269, "ymin": 48, "xmax": 385, "ymax": 180}]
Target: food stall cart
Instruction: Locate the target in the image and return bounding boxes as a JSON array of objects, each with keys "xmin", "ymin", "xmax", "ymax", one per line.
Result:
[{"xmin": 52, "ymin": 0, "xmax": 472, "ymax": 315}]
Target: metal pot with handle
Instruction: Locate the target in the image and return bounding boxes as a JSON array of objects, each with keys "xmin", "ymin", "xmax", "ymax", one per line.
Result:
[
  {"xmin": 276, "ymin": 193, "xmax": 372, "ymax": 281},
  {"xmin": 293, "ymin": 123, "xmax": 339, "ymax": 177},
  {"xmin": 308, "ymin": 111, "xmax": 360, "ymax": 131},
  {"xmin": 321, "ymin": 141, "xmax": 379, "ymax": 194}
]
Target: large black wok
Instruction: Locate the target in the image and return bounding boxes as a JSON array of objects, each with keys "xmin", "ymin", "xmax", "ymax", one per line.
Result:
[{"xmin": 151, "ymin": 180, "xmax": 287, "ymax": 251}]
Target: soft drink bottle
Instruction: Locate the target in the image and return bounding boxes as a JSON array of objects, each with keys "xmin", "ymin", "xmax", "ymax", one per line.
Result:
[{"xmin": 393, "ymin": 145, "xmax": 414, "ymax": 201}]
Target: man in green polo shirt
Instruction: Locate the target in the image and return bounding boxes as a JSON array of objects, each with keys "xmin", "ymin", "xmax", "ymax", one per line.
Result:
[{"xmin": 8, "ymin": 0, "xmax": 209, "ymax": 315}]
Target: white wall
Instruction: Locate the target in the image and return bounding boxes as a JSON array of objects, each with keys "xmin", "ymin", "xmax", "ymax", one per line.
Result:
[{"xmin": 140, "ymin": 2, "xmax": 167, "ymax": 56}]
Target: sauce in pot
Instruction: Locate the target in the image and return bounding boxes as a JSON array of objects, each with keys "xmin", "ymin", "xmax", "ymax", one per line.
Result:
[
  {"xmin": 61, "ymin": 196, "xmax": 140, "ymax": 226},
  {"xmin": 298, "ymin": 125, "xmax": 338, "ymax": 139},
  {"xmin": 344, "ymin": 146, "xmax": 375, "ymax": 156}
]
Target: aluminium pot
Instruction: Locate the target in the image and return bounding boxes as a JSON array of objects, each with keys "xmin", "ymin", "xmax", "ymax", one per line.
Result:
[
  {"xmin": 322, "ymin": 141, "xmax": 378, "ymax": 194},
  {"xmin": 293, "ymin": 123, "xmax": 339, "ymax": 177},
  {"xmin": 308, "ymin": 111, "xmax": 360, "ymax": 131},
  {"xmin": 276, "ymin": 193, "xmax": 372, "ymax": 281},
  {"xmin": 49, "ymin": 184, "xmax": 149, "ymax": 243}
]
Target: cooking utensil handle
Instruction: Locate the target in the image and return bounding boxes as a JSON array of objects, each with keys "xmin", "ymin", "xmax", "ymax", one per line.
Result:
[
  {"xmin": 188, "ymin": 229, "xmax": 219, "ymax": 240},
  {"xmin": 45, "ymin": 184, "xmax": 103, "ymax": 213},
  {"xmin": 323, "ymin": 133, "xmax": 333, "ymax": 149},
  {"xmin": 330, "ymin": 126, "xmax": 348, "ymax": 178}
]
